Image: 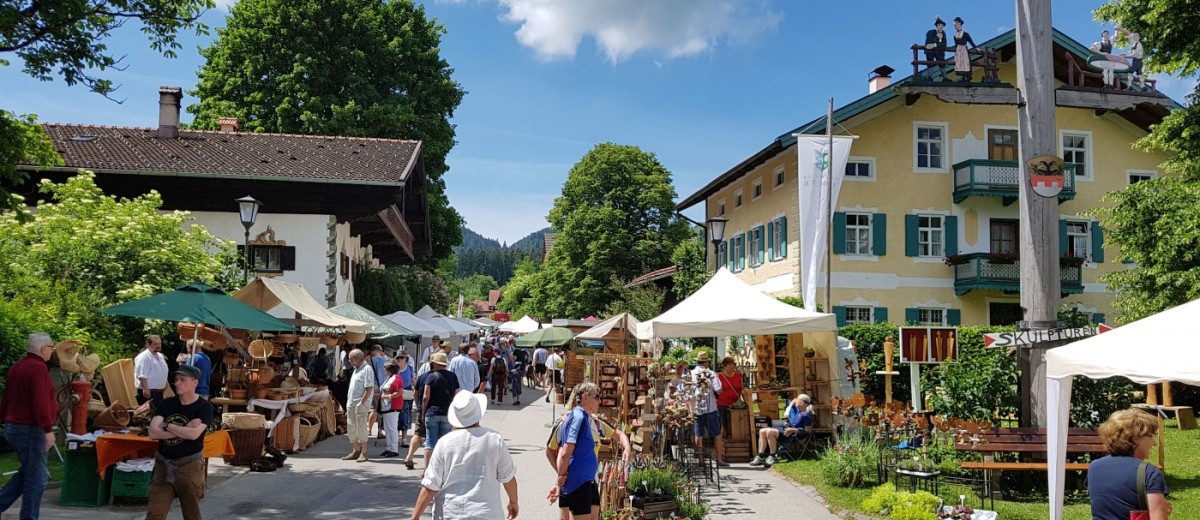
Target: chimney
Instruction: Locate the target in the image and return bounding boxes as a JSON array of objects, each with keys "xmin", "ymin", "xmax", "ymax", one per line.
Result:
[
  {"xmin": 158, "ymin": 86, "xmax": 183, "ymax": 139},
  {"xmin": 868, "ymin": 65, "xmax": 895, "ymax": 94},
  {"xmin": 218, "ymin": 117, "xmax": 241, "ymax": 133}
]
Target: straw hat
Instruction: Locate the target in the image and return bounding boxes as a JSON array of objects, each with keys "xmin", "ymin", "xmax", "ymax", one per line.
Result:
[
  {"xmin": 429, "ymin": 352, "xmax": 449, "ymax": 367},
  {"xmin": 695, "ymin": 351, "xmax": 711, "ymax": 363},
  {"xmin": 54, "ymin": 340, "xmax": 80, "ymax": 373},
  {"xmin": 77, "ymin": 353, "xmax": 102, "ymax": 379},
  {"xmin": 448, "ymin": 391, "xmax": 488, "ymax": 428}
]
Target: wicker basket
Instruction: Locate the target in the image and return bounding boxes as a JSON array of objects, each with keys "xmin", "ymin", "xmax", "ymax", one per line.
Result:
[
  {"xmin": 221, "ymin": 412, "xmax": 266, "ymax": 430},
  {"xmin": 274, "ymin": 416, "xmax": 300, "ymax": 453},
  {"xmin": 288, "ymin": 401, "xmax": 322, "ymax": 414},
  {"xmin": 343, "ymin": 331, "xmax": 367, "ymax": 345},
  {"xmin": 93, "ymin": 402, "xmax": 130, "ymax": 431},
  {"xmin": 298, "ymin": 415, "xmax": 320, "ymax": 450},
  {"xmin": 298, "ymin": 337, "xmax": 321, "ymax": 353},
  {"xmin": 248, "ymin": 340, "xmax": 272, "ymax": 360},
  {"xmin": 223, "ymin": 428, "xmax": 267, "ymax": 466},
  {"xmin": 54, "ymin": 340, "xmax": 80, "ymax": 373},
  {"xmin": 265, "ymin": 389, "xmax": 299, "ymax": 401},
  {"xmin": 275, "ymin": 333, "xmax": 299, "ymax": 344},
  {"xmin": 318, "ymin": 334, "xmax": 341, "ymax": 347}
]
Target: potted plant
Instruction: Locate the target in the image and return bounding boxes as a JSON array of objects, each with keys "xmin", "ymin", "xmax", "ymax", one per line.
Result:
[
  {"xmin": 1060, "ymin": 254, "xmax": 1085, "ymax": 268},
  {"xmin": 987, "ymin": 250, "xmax": 1019, "ymax": 264},
  {"xmin": 943, "ymin": 254, "xmax": 970, "ymax": 266}
]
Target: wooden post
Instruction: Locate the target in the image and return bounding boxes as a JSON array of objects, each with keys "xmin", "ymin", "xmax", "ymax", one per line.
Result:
[
  {"xmin": 1163, "ymin": 382, "xmax": 1174, "ymax": 407},
  {"xmin": 1016, "ymin": 0, "xmax": 1060, "ymax": 428},
  {"xmin": 1147, "ymin": 384, "xmax": 1159, "ymax": 406}
]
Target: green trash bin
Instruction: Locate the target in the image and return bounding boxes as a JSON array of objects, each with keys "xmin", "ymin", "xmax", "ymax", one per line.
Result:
[{"xmin": 60, "ymin": 447, "xmax": 110, "ymax": 507}]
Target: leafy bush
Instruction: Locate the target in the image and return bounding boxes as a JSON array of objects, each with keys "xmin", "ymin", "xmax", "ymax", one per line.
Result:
[
  {"xmin": 628, "ymin": 466, "xmax": 680, "ymax": 498},
  {"xmin": 838, "ymin": 322, "xmax": 904, "ymax": 400},
  {"xmin": 819, "ymin": 429, "xmax": 880, "ymax": 487},
  {"xmin": 677, "ymin": 499, "xmax": 710, "ymax": 520},
  {"xmin": 889, "ymin": 490, "xmax": 940, "ymax": 520},
  {"xmin": 862, "ymin": 482, "xmax": 898, "ymax": 514},
  {"xmin": 923, "ymin": 325, "xmax": 1019, "ymax": 422}
]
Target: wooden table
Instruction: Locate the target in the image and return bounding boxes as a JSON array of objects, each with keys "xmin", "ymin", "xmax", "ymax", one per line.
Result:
[
  {"xmin": 210, "ymin": 397, "xmax": 248, "ymax": 416},
  {"xmin": 95, "ymin": 431, "xmax": 235, "ymax": 476},
  {"xmin": 1133, "ymin": 404, "xmax": 1196, "ymax": 430}
]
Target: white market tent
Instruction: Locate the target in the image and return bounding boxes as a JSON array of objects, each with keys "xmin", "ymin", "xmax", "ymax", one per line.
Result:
[
  {"xmin": 415, "ymin": 305, "xmax": 478, "ymax": 336},
  {"xmin": 234, "ymin": 277, "xmax": 371, "ymax": 331},
  {"xmin": 383, "ymin": 311, "xmax": 451, "ymax": 338},
  {"xmin": 499, "ymin": 315, "xmax": 541, "ymax": 334},
  {"xmin": 1045, "ymin": 298, "xmax": 1200, "ymax": 520},
  {"xmin": 576, "ymin": 312, "xmax": 644, "ymax": 340}
]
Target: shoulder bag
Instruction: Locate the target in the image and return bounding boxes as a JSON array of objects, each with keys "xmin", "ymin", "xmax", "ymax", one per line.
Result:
[{"xmin": 1130, "ymin": 460, "xmax": 1150, "ymax": 520}]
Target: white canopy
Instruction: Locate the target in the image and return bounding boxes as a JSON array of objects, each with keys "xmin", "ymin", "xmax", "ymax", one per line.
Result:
[
  {"xmin": 233, "ymin": 277, "xmax": 371, "ymax": 331},
  {"xmin": 499, "ymin": 315, "xmax": 540, "ymax": 334},
  {"xmin": 576, "ymin": 312, "xmax": 644, "ymax": 340},
  {"xmin": 383, "ymin": 311, "xmax": 451, "ymax": 338},
  {"xmin": 1045, "ymin": 298, "xmax": 1200, "ymax": 519},
  {"xmin": 639, "ymin": 268, "xmax": 837, "ymax": 338},
  {"xmin": 414, "ymin": 305, "xmax": 477, "ymax": 335}
]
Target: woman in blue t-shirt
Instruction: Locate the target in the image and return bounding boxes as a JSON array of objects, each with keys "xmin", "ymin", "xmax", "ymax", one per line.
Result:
[{"xmin": 1089, "ymin": 409, "xmax": 1172, "ymax": 519}]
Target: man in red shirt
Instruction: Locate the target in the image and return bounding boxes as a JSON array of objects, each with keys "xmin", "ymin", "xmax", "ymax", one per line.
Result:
[{"xmin": 0, "ymin": 333, "xmax": 58, "ymax": 520}]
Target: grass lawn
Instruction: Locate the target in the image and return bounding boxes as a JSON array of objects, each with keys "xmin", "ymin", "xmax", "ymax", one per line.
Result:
[
  {"xmin": 0, "ymin": 449, "xmax": 67, "ymax": 486},
  {"xmin": 773, "ymin": 419, "xmax": 1199, "ymax": 520}
]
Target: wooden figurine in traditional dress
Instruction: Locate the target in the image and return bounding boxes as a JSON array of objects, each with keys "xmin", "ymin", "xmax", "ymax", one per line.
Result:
[
  {"xmin": 924, "ymin": 17, "xmax": 948, "ymax": 79},
  {"xmin": 952, "ymin": 17, "xmax": 977, "ymax": 83}
]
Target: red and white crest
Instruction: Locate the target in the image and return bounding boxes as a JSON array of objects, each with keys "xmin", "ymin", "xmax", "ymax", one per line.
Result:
[{"xmin": 1028, "ymin": 155, "xmax": 1066, "ymax": 198}]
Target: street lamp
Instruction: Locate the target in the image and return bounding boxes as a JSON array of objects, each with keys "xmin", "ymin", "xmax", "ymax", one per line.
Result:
[
  {"xmin": 236, "ymin": 195, "xmax": 262, "ymax": 283},
  {"xmin": 705, "ymin": 215, "xmax": 728, "ymax": 269}
]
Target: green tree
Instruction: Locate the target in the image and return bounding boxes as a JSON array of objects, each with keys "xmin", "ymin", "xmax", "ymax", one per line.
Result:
[
  {"xmin": 448, "ymin": 274, "xmax": 499, "ymax": 304},
  {"xmin": 603, "ymin": 279, "xmax": 666, "ymax": 322},
  {"xmin": 0, "ymin": 172, "xmax": 238, "ymax": 365},
  {"xmin": 670, "ymin": 235, "xmax": 709, "ymax": 300},
  {"xmin": 0, "ymin": 111, "xmax": 60, "ymax": 218},
  {"xmin": 188, "ymin": 0, "xmax": 465, "ymax": 263},
  {"xmin": 530, "ymin": 143, "xmax": 691, "ymax": 317},
  {"xmin": 497, "ymin": 257, "xmax": 541, "ymax": 318}
]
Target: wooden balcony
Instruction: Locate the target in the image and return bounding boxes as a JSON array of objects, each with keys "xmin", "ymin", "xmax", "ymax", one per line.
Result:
[
  {"xmin": 950, "ymin": 253, "xmax": 1083, "ymax": 296},
  {"xmin": 894, "ymin": 45, "xmax": 1018, "ymax": 106},
  {"xmin": 953, "ymin": 159, "xmax": 1076, "ymax": 205}
]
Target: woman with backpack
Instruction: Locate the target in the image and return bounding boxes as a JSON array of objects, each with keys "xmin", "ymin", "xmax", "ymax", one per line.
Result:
[{"xmin": 489, "ymin": 351, "xmax": 509, "ymax": 405}]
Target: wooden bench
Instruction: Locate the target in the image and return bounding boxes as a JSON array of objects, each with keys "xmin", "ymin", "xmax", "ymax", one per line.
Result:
[{"xmin": 954, "ymin": 427, "xmax": 1105, "ymax": 507}]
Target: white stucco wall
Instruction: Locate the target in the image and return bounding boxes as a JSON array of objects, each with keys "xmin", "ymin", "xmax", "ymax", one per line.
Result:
[
  {"xmin": 186, "ymin": 211, "xmax": 335, "ymax": 318},
  {"xmin": 333, "ymin": 222, "xmax": 382, "ymax": 305}
]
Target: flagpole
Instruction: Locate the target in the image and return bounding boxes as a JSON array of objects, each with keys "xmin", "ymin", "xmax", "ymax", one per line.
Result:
[{"xmin": 825, "ymin": 97, "xmax": 834, "ymax": 314}]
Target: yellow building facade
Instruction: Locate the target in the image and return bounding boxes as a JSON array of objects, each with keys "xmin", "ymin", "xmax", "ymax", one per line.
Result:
[{"xmin": 678, "ymin": 29, "xmax": 1175, "ymax": 328}]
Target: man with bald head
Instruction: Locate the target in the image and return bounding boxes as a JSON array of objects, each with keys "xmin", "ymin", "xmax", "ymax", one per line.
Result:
[
  {"xmin": 343, "ymin": 349, "xmax": 375, "ymax": 463},
  {"xmin": 0, "ymin": 333, "xmax": 57, "ymax": 520}
]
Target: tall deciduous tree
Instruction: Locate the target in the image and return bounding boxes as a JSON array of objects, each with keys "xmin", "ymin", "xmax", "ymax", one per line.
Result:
[
  {"xmin": 1092, "ymin": 1, "xmax": 1200, "ymax": 321},
  {"xmin": 188, "ymin": 0, "xmax": 465, "ymax": 262},
  {"xmin": 670, "ymin": 235, "xmax": 708, "ymax": 301},
  {"xmin": 528, "ymin": 143, "xmax": 691, "ymax": 318}
]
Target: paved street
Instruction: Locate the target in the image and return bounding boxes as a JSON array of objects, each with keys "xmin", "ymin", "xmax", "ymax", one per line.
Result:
[{"xmin": 22, "ymin": 385, "xmax": 842, "ymax": 519}]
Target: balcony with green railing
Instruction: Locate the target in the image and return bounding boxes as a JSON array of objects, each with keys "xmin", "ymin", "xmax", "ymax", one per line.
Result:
[
  {"xmin": 947, "ymin": 252, "xmax": 1084, "ymax": 296},
  {"xmin": 952, "ymin": 159, "xmax": 1076, "ymax": 204}
]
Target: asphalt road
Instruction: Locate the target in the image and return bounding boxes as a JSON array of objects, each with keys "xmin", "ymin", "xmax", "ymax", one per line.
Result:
[{"xmin": 20, "ymin": 383, "xmax": 843, "ymax": 519}]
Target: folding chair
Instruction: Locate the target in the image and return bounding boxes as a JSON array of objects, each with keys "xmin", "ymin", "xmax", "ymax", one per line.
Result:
[{"xmin": 776, "ymin": 431, "xmax": 816, "ymax": 461}]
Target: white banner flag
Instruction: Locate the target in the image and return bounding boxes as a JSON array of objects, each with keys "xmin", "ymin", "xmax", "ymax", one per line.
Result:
[{"xmin": 795, "ymin": 135, "xmax": 854, "ymax": 312}]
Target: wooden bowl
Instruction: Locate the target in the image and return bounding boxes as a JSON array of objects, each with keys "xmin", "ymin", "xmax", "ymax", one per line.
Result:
[{"xmin": 229, "ymin": 389, "xmax": 248, "ymax": 400}]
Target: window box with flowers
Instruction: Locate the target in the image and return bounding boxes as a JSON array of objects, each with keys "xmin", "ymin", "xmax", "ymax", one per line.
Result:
[
  {"xmin": 943, "ymin": 254, "xmax": 971, "ymax": 266},
  {"xmin": 1060, "ymin": 255, "xmax": 1085, "ymax": 268},
  {"xmin": 988, "ymin": 251, "xmax": 1019, "ymax": 264}
]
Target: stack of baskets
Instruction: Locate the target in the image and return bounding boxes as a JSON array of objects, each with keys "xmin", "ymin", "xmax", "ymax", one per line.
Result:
[{"xmin": 221, "ymin": 413, "xmax": 267, "ymax": 466}]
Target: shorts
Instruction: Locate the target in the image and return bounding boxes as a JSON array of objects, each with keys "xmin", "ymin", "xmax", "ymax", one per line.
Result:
[
  {"xmin": 535, "ymin": 364, "xmax": 547, "ymax": 375},
  {"xmin": 1130, "ymin": 57, "xmax": 1144, "ymax": 75},
  {"xmin": 559, "ymin": 480, "xmax": 600, "ymax": 516},
  {"xmin": 413, "ymin": 408, "xmax": 426, "ymax": 438},
  {"xmin": 398, "ymin": 401, "xmax": 412, "ymax": 430},
  {"xmin": 552, "ymin": 371, "xmax": 563, "ymax": 385},
  {"xmin": 693, "ymin": 410, "xmax": 721, "ymax": 438}
]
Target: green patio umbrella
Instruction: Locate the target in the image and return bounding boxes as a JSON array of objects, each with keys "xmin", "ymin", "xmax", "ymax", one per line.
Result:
[
  {"xmin": 99, "ymin": 282, "xmax": 295, "ymax": 331},
  {"xmin": 515, "ymin": 326, "xmax": 575, "ymax": 348}
]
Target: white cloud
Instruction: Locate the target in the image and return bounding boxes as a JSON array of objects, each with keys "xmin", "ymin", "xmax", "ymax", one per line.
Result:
[
  {"xmin": 213, "ymin": 0, "xmax": 236, "ymax": 11},
  {"xmin": 495, "ymin": 0, "xmax": 782, "ymax": 63}
]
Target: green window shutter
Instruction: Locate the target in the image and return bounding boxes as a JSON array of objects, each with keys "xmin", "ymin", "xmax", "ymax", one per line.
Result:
[
  {"xmin": 947, "ymin": 309, "xmax": 962, "ymax": 326},
  {"xmin": 1091, "ymin": 221, "xmax": 1105, "ymax": 263},
  {"xmin": 905, "ymin": 215, "xmax": 919, "ymax": 257},
  {"xmin": 832, "ymin": 212, "xmax": 847, "ymax": 255},
  {"xmin": 944, "ymin": 216, "xmax": 959, "ymax": 256},
  {"xmin": 766, "ymin": 221, "xmax": 775, "ymax": 259},
  {"xmin": 905, "ymin": 308, "xmax": 919, "ymax": 324},
  {"xmin": 757, "ymin": 226, "xmax": 766, "ymax": 264},
  {"xmin": 780, "ymin": 217, "xmax": 788, "ymax": 258},
  {"xmin": 1092, "ymin": 313, "xmax": 1106, "ymax": 324},
  {"xmin": 872, "ymin": 213, "xmax": 887, "ymax": 256},
  {"xmin": 874, "ymin": 307, "xmax": 888, "ymax": 324},
  {"xmin": 832, "ymin": 306, "xmax": 847, "ymax": 327},
  {"xmin": 1059, "ymin": 219, "xmax": 1069, "ymax": 255}
]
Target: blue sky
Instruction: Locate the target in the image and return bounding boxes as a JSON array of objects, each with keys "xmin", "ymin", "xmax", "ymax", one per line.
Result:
[{"xmin": 3, "ymin": 0, "xmax": 1195, "ymax": 244}]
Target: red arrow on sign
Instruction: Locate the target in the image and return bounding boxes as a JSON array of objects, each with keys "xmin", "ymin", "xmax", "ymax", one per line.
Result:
[
  {"xmin": 1098, "ymin": 323, "xmax": 1113, "ymax": 333},
  {"xmin": 983, "ymin": 334, "xmax": 996, "ymax": 347}
]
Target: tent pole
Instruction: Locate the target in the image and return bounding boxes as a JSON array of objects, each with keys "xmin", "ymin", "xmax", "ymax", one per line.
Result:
[{"xmin": 825, "ymin": 97, "xmax": 834, "ymax": 313}]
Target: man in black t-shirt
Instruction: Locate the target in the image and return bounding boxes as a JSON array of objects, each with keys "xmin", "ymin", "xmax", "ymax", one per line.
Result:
[{"xmin": 147, "ymin": 364, "xmax": 213, "ymax": 520}]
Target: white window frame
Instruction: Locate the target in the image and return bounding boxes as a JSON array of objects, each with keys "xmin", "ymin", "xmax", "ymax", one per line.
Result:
[
  {"xmin": 845, "ymin": 212, "xmax": 872, "ymax": 256},
  {"xmin": 734, "ymin": 189, "xmax": 744, "ymax": 210},
  {"xmin": 773, "ymin": 166, "xmax": 786, "ymax": 190},
  {"xmin": 1059, "ymin": 130, "xmax": 1093, "ymax": 181},
  {"xmin": 844, "ymin": 156, "xmax": 876, "ymax": 182},
  {"xmin": 769, "ymin": 216, "xmax": 787, "ymax": 261},
  {"xmin": 913, "ymin": 121, "xmax": 950, "ymax": 173},
  {"xmin": 751, "ymin": 179, "xmax": 763, "ymax": 201},
  {"xmin": 917, "ymin": 214, "xmax": 944, "ymax": 258},
  {"xmin": 1065, "ymin": 219, "xmax": 1091, "ymax": 261},
  {"xmin": 918, "ymin": 308, "xmax": 946, "ymax": 326},
  {"xmin": 1127, "ymin": 169, "xmax": 1156, "ymax": 185},
  {"xmin": 732, "ymin": 234, "xmax": 747, "ymax": 272},
  {"xmin": 844, "ymin": 306, "xmax": 874, "ymax": 325},
  {"xmin": 748, "ymin": 226, "xmax": 764, "ymax": 267}
]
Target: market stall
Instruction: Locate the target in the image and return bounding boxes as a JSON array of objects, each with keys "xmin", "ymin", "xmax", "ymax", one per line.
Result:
[
  {"xmin": 329, "ymin": 302, "xmax": 420, "ymax": 354},
  {"xmin": 576, "ymin": 313, "xmax": 643, "ymax": 355},
  {"xmin": 498, "ymin": 315, "xmax": 540, "ymax": 334},
  {"xmin": 415, "ymin": 305, "xmax": 479, "ymax": 337}
]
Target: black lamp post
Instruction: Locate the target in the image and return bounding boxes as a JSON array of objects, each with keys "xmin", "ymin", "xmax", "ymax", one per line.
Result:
[
  {"xmin": 705, "ymin": 215, "xmax": 728, "ymax": 269},
  {"xmin": 236, "ymin": 195, "xmax": 262, "ymax": 283}
]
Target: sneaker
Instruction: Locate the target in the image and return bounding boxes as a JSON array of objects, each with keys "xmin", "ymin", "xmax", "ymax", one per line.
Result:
[
  {"xmin": 716, "ymin": 460, "xmax": 730, "ymax": 467},
  {"xmin": 749, "ymin": 455, "xmax": 765, "ymax": 467},
  {"xmin": 765, "ymin": 455, "xmax": 777, "ymax": 466},
  {"xmin": 357, "ymin": 452, "xmax": 369, "ymax": 463},
  {"xmin": 341, "ymin": 450, "xmax": 361, "ymax": 461},
  {"xmin": 382, "ymin": 451, "xmax": 399, "ymax": 458}
]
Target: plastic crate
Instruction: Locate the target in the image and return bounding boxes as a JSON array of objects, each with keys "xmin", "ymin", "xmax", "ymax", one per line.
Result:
[
  {"xmin": 111, "ymin": 469, "xmax": 152, "ymax": 499},
  {"xmin": 60, "ymin": 448, "xmax": 110, "ymax": 507}
]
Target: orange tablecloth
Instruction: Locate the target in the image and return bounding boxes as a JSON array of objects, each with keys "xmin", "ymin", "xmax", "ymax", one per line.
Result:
[{"xmin": 95, "ymin": 430, "xmax": 235, "ymax": 476}]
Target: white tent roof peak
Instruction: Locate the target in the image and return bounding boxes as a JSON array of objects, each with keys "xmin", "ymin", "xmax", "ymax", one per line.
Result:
[
  {"xmin": 383, "ymin": 311, "xmax": 450, "ymax": 338},
  {"xmin": 576, "ymin": 313, "xmax": 643, "ymax": 340},
  {"xmin": 415, "ymin": 305, "xmax": 439, "ymax": 319},
  {"xmin": 233, "ymin": 277, "xmax": 371, "ymax": 331},
  {"xmin": 640, "ymin": 268, "xmax": 836, "ymax": 338},
  {"xmin": 499, "ymin": 315, "xmax": 540, "ymax": 334}
]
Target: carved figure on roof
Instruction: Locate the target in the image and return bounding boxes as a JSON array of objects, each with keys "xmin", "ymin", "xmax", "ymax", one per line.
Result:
[
  {"xmin": 251, "ymin": 225, "xmax": 286, "ymax": 246},
  {"xmin": 952, "ymin": 17, "xmax": 977, "ymax": 83},
  {"xmin": 923, "ymin": 17, "xmax": 948, "ymax": 79},
  {"xmin": 1088, "ymin": 30, "xmax": 1128, "ymax": 88},
  {"xmin": 1115, "ymin": 25, "xmax": 1146, "ymax": 90}
]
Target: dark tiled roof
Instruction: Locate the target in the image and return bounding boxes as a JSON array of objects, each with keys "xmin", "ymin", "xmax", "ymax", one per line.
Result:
[
  {"xmin": 36, "ymin": 124, "xmax": 422, "ymax": 185},
  {"xmin": 625, "ymin": 265, "xmax": 677, "ymax": 287}
]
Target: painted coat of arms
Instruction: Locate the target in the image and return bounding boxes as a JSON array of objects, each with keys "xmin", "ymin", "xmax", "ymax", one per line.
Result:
[{"xmin": 1028, "ymin": 155, "xmax": 1066, "ymax": 198}]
